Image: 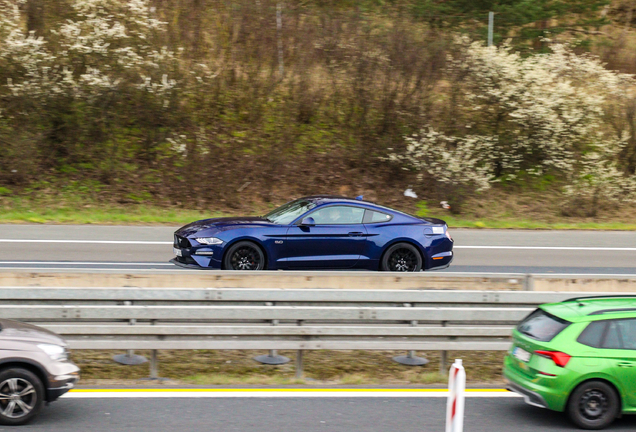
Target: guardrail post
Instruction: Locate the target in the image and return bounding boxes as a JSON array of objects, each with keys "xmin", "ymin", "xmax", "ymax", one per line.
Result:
[
  {"xmin": 295, "ymin": 320, "xmax": 304, "ymax": 379},
  {"xmin": 113, "ymin": 301, "xmax": 147, "ymax": 366},
  {"xmin": 254, "ymin": 302, "xmax": 290, "ymax": 365},
  {"xmin": 440, "ymin": 320, "xmax": 448, "ymax": 374},
  {"xmin": 150, "ymin": 350, "xmax": 159, "ymax": 378},
  {"xmin": 524, "ymin": 274, "xmax": 534, "ymax": 291},
  {"xmin": 393, "ymin": 304, "xmax": 429, "ymax": 366}
]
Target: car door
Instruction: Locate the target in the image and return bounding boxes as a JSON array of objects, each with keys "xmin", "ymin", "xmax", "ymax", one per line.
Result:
[
  {"xmin": 601, "ymin": 318, "xmax": 636, "ymax": 409},
  {"xmin": 284, "ymin": 205, "xmax": 367, "ymax": 269}
]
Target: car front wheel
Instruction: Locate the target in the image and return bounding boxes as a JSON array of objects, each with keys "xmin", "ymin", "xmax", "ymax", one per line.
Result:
[
  {"xmin": 0, "ymin": 368, "xmax": 45, "ymax": 426},
  {"xmin": 567, "ymin": 380, "xmax": 620, "ymax": 430},
  {"xmin": 381, "ymin": 243, "xmax": 423, "ymax": 272},
  {"xmin": 223, "ymin": 241, "xmax": 266, "ymax": 270}
]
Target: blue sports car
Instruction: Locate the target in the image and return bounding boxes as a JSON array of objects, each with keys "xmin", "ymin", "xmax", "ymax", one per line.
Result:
[{"xmin": 170, "ymin": 195, "xmax": 453, "ymax": 271}]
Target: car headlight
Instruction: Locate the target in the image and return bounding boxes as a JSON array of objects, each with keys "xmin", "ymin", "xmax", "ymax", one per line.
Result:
[
  {"xmin": 37, "ymin": 344, "xmax": 69, "ymax": 361},
  {"xmin": 195, "ymin": 237, "xmax": 224, "ymax": 245}
]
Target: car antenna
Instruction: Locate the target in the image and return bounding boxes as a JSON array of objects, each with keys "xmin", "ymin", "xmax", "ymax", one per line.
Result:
[{"xmin": 356, "ymin": 195, "xmax": 363, "ymax": 200}]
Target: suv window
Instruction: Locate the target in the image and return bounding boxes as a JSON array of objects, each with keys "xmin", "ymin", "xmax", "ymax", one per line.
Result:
[
  {"xmin": 577, "ymin": 318, "xmax": 636, "ymax": 350},
  {"xmin": 308, "ymin": 206, "xmax": 365, "ymax": 225},
  {"xmin": 517, "ymin": 309, "xmax": 571, "ymax": 342},
  {"xmin": 363, "ymin": 210, "xmax": 392, "ymax": 224},
  {"xmin": 577, "ymin": 321, "xmax": 607, "ymax": 348}
]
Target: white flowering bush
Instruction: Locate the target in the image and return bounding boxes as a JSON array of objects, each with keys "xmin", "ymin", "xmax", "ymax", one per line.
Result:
[
  {"xmin": 392, "ymin": 37, "xmax": 636, "ymax": 208},
  {"xmin": 0, "ymin": 0, "xmax": 177, "ymax": 102}
]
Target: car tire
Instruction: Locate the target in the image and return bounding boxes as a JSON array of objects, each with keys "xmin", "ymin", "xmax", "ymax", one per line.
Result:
[
  {"xmin": 223, "ymin": 241, "xmax": 266, "ymax": 270},
  {"xmin": 381, "ymin": 243, "xmax": 423, "ymax": 272},
  {"xmin": 0, "ymin": 368, "xmax": 45, "ymax": 426},
  {"xmin": 567, "ymin": 380, "xmax": 620, "ymax": 430}
]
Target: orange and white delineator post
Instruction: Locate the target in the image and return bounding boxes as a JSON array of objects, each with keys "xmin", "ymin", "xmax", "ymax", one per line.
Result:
[{"xmin": 445, "ymin": 359, "xmax": 466, "ymax": 432}]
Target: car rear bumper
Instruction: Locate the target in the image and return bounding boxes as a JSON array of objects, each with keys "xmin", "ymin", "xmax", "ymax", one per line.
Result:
[
  {"xmin": 503, "ymin": 354, "xmax": 568, "ymax": 412},
  {"xmin": 505, "ymin": 379, "xmax": 549, "ymax": 409}
]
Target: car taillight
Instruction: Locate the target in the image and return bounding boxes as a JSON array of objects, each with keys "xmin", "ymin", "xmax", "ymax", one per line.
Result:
[
  {"xmin": 445, "ymin": 230, "xmax": 452, "ymax": 240},
  {"xmin": 535, "ymin": 350, "xmax": 571, "ymax": 367}
]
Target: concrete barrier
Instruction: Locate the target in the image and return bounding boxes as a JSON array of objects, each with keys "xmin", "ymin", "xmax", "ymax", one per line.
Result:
[{"xmin": 3, "ymin": 270, "xmax": 636, "ymax": 292}]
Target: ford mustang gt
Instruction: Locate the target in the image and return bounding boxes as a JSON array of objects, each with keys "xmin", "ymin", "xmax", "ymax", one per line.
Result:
[{"xmin": 170, "ymin": 195, "xmax": 453, "ymax": 271}]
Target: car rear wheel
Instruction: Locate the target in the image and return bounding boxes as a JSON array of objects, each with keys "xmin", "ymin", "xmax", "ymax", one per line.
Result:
[
  {"xmin": 381, "ymin": 243, "xmax": 423, "ymax": 272},
  {"xmin": 0, "ymin": 368, "xmax": 44, "ymax": 426},
  {"xmin": 223, "ymin": 241, "xmax": 266, "ymax": 270},
  {"xmin": 567, "ymin": 380, "xmax": 620, "ymax": 430}
]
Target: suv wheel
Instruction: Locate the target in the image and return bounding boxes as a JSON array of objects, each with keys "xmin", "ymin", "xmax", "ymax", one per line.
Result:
[
  {"xmin": 0, "ymin": 368, "xmax": 45, "ymax": 425},
  {"xmin": 567, "ymin": 380, "xmax": 620, "ymax": 430}
]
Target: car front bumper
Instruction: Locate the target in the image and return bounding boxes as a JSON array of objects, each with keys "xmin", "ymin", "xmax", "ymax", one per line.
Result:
[{"xmin": 46, "ymin": 362, "xmax": 80, "ymax": 402}]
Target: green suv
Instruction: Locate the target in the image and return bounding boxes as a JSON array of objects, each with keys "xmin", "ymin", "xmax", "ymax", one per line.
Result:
[{"xmin": 504, "ymin": 295, "xmax": 636, "ymax": 430}]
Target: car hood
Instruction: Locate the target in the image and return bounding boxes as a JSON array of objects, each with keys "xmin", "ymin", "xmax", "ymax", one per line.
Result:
[
  {"xmin": 176, "ymin": 216, "xmax": 274, "ymax": 237},
  {"xmin": 0, "ymin": 319, "xmax": 66, "ymax": 346}
]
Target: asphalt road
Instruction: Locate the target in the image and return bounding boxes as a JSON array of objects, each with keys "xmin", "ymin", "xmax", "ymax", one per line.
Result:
[
  {"xmin": 0, "ymin": 225, "xmax": 635, "ymax": 274},
  {"xmin": 15, "ymin": 396, "xmax": 636, "ymax": 432}
]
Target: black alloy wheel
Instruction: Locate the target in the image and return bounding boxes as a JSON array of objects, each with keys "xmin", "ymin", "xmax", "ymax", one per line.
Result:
[
  {"xmin": 224, "ymin": 241, "xmax": 266, "ymax": 270},
  {"xmin": 0, "ymin": 368, "xmax": 44, "ymax": 426},
  {"xmin": 567, "ymin": 380, "xmax": 620, "ymax": 430},
  {"xmin": 381, "ymin": 243, "xmax": 423, "ymax": 272}
]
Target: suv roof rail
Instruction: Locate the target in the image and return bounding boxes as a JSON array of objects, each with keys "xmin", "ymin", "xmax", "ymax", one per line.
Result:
[
  {"xmin": 588, "ymin": 308, "xmax": 636, "ymax": 316},
  {"xmin": 564, "ymin": 295, "xmax": 636, "ymax": 303}
]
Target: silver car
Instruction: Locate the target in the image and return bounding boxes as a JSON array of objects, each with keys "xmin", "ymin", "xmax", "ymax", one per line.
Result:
[{"xmin": 0, "ymin": 319, "xmax": 79, "ymax": 425}]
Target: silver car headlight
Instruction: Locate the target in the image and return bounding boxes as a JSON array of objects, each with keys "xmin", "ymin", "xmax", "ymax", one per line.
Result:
[
  {"xmin": 37, "ymin": 344, "xmax": 69, "ymax": 361},
  {"xmin": 195, "ymin": 237, "xmax": 224, "ymax": 245}
]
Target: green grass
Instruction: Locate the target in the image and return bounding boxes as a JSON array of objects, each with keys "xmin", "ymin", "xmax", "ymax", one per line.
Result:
[
  {"xmin": 2, "ymin": 196, "xmax": 636, "ymax": 230},
  {"xmin": 0, "ymin": 203, "xmax": 225, "ymax": 225},
  {"xmin": 431, "ymin": 214, "xmax": 636, "ymax": 231}
]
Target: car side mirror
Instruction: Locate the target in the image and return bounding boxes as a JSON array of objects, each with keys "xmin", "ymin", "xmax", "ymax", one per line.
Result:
[{"xmin": 300, "ymin": 217, "xmax": 316, "ymax": 227}]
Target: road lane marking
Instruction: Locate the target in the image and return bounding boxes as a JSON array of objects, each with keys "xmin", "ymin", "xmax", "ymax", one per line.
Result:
[
  {"xmin": 65, "ymin": 388, "xmax": 520, "ymax": 398},
  {"xmin": 0, "ymin": 239, "xmax": 172, "ymax": 244},
  {"xmin": 0, "ymin": 261, "xmax": 173, "ymax": 265},
  {"xmin": 455, "ymin": 246, "xmax": 636, "ymax": 251}
]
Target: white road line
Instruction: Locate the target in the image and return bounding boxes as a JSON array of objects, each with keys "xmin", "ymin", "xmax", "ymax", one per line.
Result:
[
  {"xmin": 454, "ymin": 246, "xmax": 636, "ymax": 251},
  {"xmin": 0, "ymin": 239, "xmax": 172, "ymax": 244},
  {"xmin": 0, "ymin": 261, "xmax": 173, "ymax": 266},
  {"xmin": 63, "ymin": 390, "xmax": 520, "ymax": 399},
  {"xmin": 0, "ymin": 267, "xmax": 190, "ymax": 272}
]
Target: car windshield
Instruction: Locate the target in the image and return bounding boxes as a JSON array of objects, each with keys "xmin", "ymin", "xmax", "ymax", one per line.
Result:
[{"xmin": 263, "ymin": 199, "xmax": 316, "ymax": 225}]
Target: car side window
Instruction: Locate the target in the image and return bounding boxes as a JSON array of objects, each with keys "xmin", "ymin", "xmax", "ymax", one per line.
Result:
[
  {"xmin": 363, "ymin": 210, "xmax": 393, "ymax": 224},
  {"xmin": 577, "ymin": 321, "xmax": 607, "ymax": 348},
  {"xmin": 309, "ymin": 206, "xmax": 365, "ymax": 225},
  {"xmin": 603, "ymin": 320, "xmax": 625, "ymax": 349},
  {"xmin": 613, "ymin": 319, "xmax": 636, "ymax": 350}
]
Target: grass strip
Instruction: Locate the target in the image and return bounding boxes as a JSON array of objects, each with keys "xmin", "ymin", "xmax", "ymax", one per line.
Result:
[{"xmin": 73, "ymin": 350, "xmax": 506, "ymax": 386}]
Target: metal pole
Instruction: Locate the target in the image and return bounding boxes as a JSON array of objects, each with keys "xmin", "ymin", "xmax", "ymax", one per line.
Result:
[
  {"xmin": 487, "ymin": 12, "xmax": 494, "ymax": 47},
  {"xmin": 276, "ymin": 3, "xmax": 284, "ymax": 78},
  {"xmin": 113, "ymin": 301, "xmax": 146, "ymax": 365},
  {"xmin": 295, "ymin": 350, "xmax": 304, "ymax": 379},
  {"xmin": 150, "ymin": 350, "xmax": 158, "ymax": 379}
]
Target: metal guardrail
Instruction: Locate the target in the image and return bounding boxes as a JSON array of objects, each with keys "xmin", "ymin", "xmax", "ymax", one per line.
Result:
[{"xmin": 2, "ymin": 287, "xmax": 630, "ymax": 378}]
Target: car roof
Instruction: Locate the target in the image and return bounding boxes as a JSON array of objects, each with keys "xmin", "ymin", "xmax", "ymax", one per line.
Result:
[
  {"xmin": 301, "ymin": 195, "xmax": 376, "ymax": 205},
  {"xmin": 542, "ymin": 296, "xmax": 636, "ymax": 323},
  {"xmin": 297, "ymin": 195, "xmax": 446, "ymax": 225}
]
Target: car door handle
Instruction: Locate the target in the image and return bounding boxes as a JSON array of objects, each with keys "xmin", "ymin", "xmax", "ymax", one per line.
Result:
[
  {"xmin": 618, "ymin": 362, "xmax": 634, "ymax": 368},
  {"xmin": 348, "ymin": 232, "xmax": 364, "ymax": 237}
]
